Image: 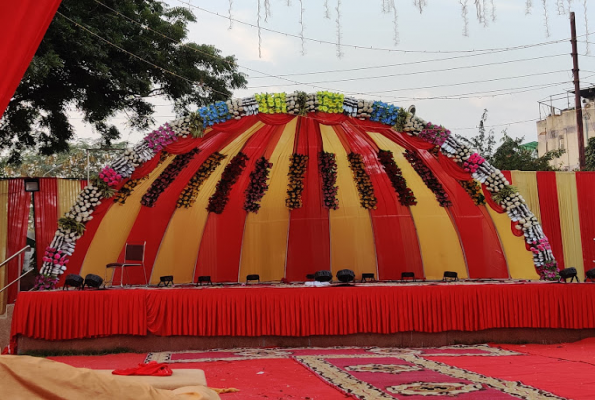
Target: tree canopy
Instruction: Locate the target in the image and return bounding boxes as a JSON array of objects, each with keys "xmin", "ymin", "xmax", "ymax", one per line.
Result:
[
  {"xmin": 455, "ymin": 109, "xmax": 496, "ymax": 163},
  {"xmin": 491, "ymin": 133, "xmax": 565, "ymax": 171},
  {"xmin": 584, "ymin": 137, "xmax": 595, "ymax": 171},
  {"xmin": 0, "ymin": 0, "xmax": 247, "ymax": 163}
]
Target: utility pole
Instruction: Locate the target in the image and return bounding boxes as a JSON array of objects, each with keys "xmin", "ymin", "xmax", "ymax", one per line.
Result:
[{"xmin": 571, "ymin": 12, "xmax": 586, "ymax": 170}]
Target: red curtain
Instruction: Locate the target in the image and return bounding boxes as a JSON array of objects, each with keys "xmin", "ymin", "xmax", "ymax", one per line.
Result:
[
  {"xmin": 6, "ymin": 180, "xmax": 31, "ymax": 304},
  {"xmin": 575, "ymin": 172, "xmax": 595, "ymax": 277},
  {"xmin": 285, "ymin": 117, "xmax": 331, "ymax": 281},
  {"xmin": 195, "ymin": 124, "xmax": 280, "ymax": 282},
  {"xmin": 34, "ymin": 178, "xmax": 58, "ymax": 269},
  {"xmin": 537, "ymin": 172, "xmax": 565, "ymax": 270},
  {"xmin": 256, "ymin": 114, "xmax": 295, "ymax": 126},
  {"xmin": 340, "ymin": 121, "xmax": 424, "ymax": 280},
  {"xmin": 502, "ymin": 171, "xmax": 513, "ymax": 184},
  {"xmin": 0, "ymin": 1, "xmax": 62, "ymax": 119},
  {"xmin": 437, "ymin": 152, "xmax": 472, "ymax": 181}
]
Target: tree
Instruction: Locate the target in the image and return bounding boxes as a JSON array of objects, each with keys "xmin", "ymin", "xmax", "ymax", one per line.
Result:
[
  {"xmin": 0, "ymin": 139, "xmax": 128, "ymax": 178},
  {"xmin": 455, "ymin": 109, "xmax": 497, "ymax": 163},
  {"xmin": 0, "ymin": 0, "xmax": 247, "ymax": 163},
  {"xmin": 584, "ymin": 137, "xmax": 595, "ymax": 171},
  {"xmin": 491, "ymin": 133, "xmax": 565, "ymax": 171}
]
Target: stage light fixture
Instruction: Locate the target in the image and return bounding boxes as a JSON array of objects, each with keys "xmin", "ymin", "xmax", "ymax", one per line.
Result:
[
  {"xmin": 442, "ymin": 271, "xmax": 458, "ymax": 282},
  {"xmin": 63, "ymin": 274, "xmax": 84, "ymax": 290},
  {"xmin": 559, "ymin": 267, "xmax": 579, "ymax": 283},
  {"xmin": 158, "ymin": 275, "xmax": 174, "ymax": 287},
  {"xmin": 336, "ymin": 269, "xmax": 355, "ymax": 283},
  {"xmin": 246, "ymin": 274, "xmax": 260, "ymax": 284},
  {"xmin": 314, "ymin": 270, "xmax": 332, "ymax": 282},
  {"xmin": 306, "ymin": 274, "xmax": 315, "ymax": 280},
  {"xmin": 361, "ymin": 273, "xmax": 375, "ymax": 283},
  {"xmin": 197, "ymin": 275, "xmax": 212, "ymax": 286},
  {"xmin": 24, "ymin": 178, "xmax": 40, "ymax": 192},
  {"xmin": 586, "ymin": 268, "xmax": 595, "ymax": 282},
  {"xmin": 401, "ymin": 272, "xmax": 416, "ymax": 282},
  {"xmin": 83, "ymin": 274, "xmax": 103, "ymax": 289}
]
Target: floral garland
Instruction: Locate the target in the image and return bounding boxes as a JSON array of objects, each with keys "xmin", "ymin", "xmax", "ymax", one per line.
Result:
[
  {"xmin": 537, "ymin": 260, "xmax": 559, "ymax": 280},
  {"xmin": 342, "ymin": 96, "xmax": 358, "ymax": 117},
  {"xmin": 113, "ymin": 176, "xmax": 149, "ymax": 205},
  {"xmin": 286, "ymin": 154, "xmax": 309, "ymax": 210},
  {"xmin": 255, "ymin": 93, "xmax": 287, "ymax": 114},
  {"xmin": 169, "ymin": 112, "xmax": 204, "ymax": 138},
  {"xmin": 355, "ymin": 99, "xmax": 374, "ymax": 120},
  {"xmin": 40, "ymin": 248, "xmax": 69, "ymax": 277},
  {"xmin": 286, "ymin": 91, "xmax": 309, "ymax": 116},
  {"xmin": 141, "ymin": 148, "xmax": 199, "ymax": 208},
  {"xmin": 207, "ymin": 152, "xmax": 249, "ymax": 214},
  {"xmin": 244, "ymin": 156, "xmax": 273, "ymax": 213},
  {"xmin": 459, "ymin": 180, "xmax": 486, "ymax": 206},
  {"xmin": 177, "ymin": 152, "xmax": 226, "ymax": 208},
  {"xmin": 317, "ymin": 91, "xmax": 344, "ymax": 113},
  {"xmin": 347, "ymin": 153, "xmax": 377, "ymax": 210},
  {"xmin": 370, "ymin": 101, "xmax": 400, "ymax": 126},
  {"xmin": 403, "ymin": 150, "xmax": 451, "ymax": 207},
  {"xmin": 32, "ymin": 274, "xmax": 60, "ymax": 291},
  {"xmin": 198, "ymin": 101, "xmax": 232, "ymax": 127},
  {"xmin": 417, "ymin": 122, "xmax": 451, "ymax": 147},
  {"xmin": 319, "ymin": 151, "xmax": 339, "ymax": 210},
  {"xmin": 462, "ymin": 153, "xmax": 485, "ymax": 174},
  {"xmin": 99, "ymin": 166, "xmax": 123, "ymax": 187},
  {"xmin": 145, "ymin": 123, "xmax": 178, "ymax": 153},
  {"xmin": 377, "ymin": 150, "xmax": 417, "ymax": 206},
  {"xmin": 227, "ymin": 97, "xmax": 258, "ymax": 120},
  {"xmin": 392, "ymin": 108, "xmax": 411, "ymax": 132}
]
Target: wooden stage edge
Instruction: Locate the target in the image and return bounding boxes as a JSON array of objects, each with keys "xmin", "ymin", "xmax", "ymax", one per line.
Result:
[{"xmin": 18, "ymin": 329, "xmax": 595, "ymax": 354}]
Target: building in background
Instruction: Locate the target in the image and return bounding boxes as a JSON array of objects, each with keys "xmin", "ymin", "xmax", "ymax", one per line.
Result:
[{"xmin": 537, "ymin": 88, "xmax": 595, "ymax": 170}]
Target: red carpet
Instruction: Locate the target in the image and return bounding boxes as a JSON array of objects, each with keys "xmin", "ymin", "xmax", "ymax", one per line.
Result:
[{"xmin": 495, "ymin": 337, "xmax": 595, "ymax": 364}]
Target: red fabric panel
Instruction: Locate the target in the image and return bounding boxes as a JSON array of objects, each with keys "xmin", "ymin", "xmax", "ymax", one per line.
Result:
[
  {"xmin": 502, "ymin": 170, "xmax": 513, "ymax": 184},
  {"xmin": 575, "ymin": 172, "xmax": 595, "ymax": 277},
  {"xmin": 340, "ymin": 121, "xmax": 424, "ymax": 280},
  {"xmin": 536, "ymin": 172, "xmax": 565, "ymax": 270},
  {"xmin": 6, "ymin": 180, "xmax": 31, "ymax": 304},
  {"xmin": 256, "ymin": 114, "xmax": 294, "ymax": 125},
  {"xmin": 0, "ymin": 0, "xmax": 62, "ymax": 119},
  {"xmin": 309, "ymin": 113, "xmax": 347, "ymax": 126},
  {"xmin": 194, "ymin": 124, "xmax": 280, "ymax": 282},
  {"xmin": 352, "ymin": 120, "xmax": 435, "ymax": 151},
  {"xmin": 165, "ymin": 137, "xmax": 203, "ymax": 154},
  {"xmin": 120, "ymin": 126, "xmax": 251, "ymax": 286},
  {"xmin": 11, "ymin": 284, "xmax": 595, "ymax": 348},
  {"xmin": 34, "ymin": 178, "xmax": 58, "ymax": 269},
  {"xmin": 79, "ymin": 180, "xmax": 88, "ymax": 190},
  {"xmin": 285, "ymin": 117, "xmax": 330, "ymax": 281},
  {"xmin": 482, "ymin": 184, "xmax": 505, "ymax": 213},
  {"xmin": 511, "ymin": 220, "xmax": 524, "ymax": 237},
  {"xmin": 130, "ymin": 151, "xmax": 163, "ymax": 180},
  {"xmin": 437, "ymin": 152, "xmax": 472, "ymax": 181}
]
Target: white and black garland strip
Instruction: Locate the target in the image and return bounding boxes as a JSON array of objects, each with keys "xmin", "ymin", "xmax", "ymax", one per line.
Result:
[{"xmin": 39, "ymin": 92, "xmax": 556, "ymax": 281}]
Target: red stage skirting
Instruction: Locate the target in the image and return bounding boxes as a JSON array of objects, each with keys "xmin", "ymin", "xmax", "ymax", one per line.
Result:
[{"xmin": 10, "ymin": 283, "xmax": 595, "ymax": 348}]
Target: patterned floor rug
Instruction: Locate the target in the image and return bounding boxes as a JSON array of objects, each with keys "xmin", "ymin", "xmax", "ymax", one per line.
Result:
[{"xmin": 146, "ymin": 345, "xmax": 566, "ymax": 399}]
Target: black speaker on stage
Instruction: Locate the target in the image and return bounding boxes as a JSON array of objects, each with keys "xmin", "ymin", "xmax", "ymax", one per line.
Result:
[
  {"xmin": 586, "ymin": 268, "xmax": 595, "ymax": 282},
  {"xmin": 559, "ymin": 267, "xmax": 579, "ymax": 283},
  {"xmin": 197, "ymin": 275, "xmax": 212, "ymax": 286},
  {"xmin": 63, "ymin": 274, "xmax": 83, "ymax": 290},
  {"xmin": 314, "ymin": 270, "xmax": 332, "ymax": 282},
  {"xmin": 246, "ymin": 274, "xmax": 260, "ymax": 283},
  {"xmin": 158, "ymin": 275, "xmax": 174, "ymax": 287},
  {"xmin": 83, "ymin": 274, "xmax": 103, "ymax": 289},
  {"xmin": 401, "ymin": 272, "xmax": 416, "ymax": 282},
  {"xmin": 336, "ymin": 269, "xmax": 355, "ymax": 283},
  {"xmin": 442, "ymin": 271, "xmax": 458, "ymax": 282},
  {"xmin": 361, "ymin": 273, "xmax": 375, "ymax": 283}
]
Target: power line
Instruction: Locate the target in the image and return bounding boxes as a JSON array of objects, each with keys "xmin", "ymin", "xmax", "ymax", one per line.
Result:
[{"xmin": 174, "ymin": 0, "xmax": 577, "ymax": 55}]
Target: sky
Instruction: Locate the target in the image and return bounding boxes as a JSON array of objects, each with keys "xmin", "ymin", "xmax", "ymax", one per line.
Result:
[{"xmin": 74, "ymin": 0, "xmax": 595, "ymax": 147}]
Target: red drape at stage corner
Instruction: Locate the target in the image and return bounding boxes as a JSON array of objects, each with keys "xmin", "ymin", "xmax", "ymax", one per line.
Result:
[
  {"xmin": 341, "ymin": 121, "xmax": 424, "ymax": 280},
  {"xmin": 574, "ymin": 172, "xmax": 595, "ymax": 277},
  {"xmin": 120, "ymin": 119, "xmax": 259, "ymax": 285},
  {"xmin": 536, "ymin": 172, "xmax": 565, "ymax": 270},
  {"xmin": 437, "ymin": 152, "xmax": 473, "ymax": 181},
  {"xmin": 195, "ymin": 124, "xmax": 282, "ymax": 282},
  {"xmin": 0, "ymin": 1, "xmax": 62, "ymax": 119},
  {"xmin": 5, "ymin": 180, "xmax": 31, "ymax": 304},
  {"xmin": 34, "ymin": 179, "xmax": 58, "ymax": 269},
  {"xmin": 501, "ymin": 170, "xmax": 513, "ymax": 184},
  {"xmin": 482, "ymin": 184, "xmax": 505, "ymax": 213},
  {"xmin": 285, "ymin": 117, "xmax": 331, "ymax": 281}
]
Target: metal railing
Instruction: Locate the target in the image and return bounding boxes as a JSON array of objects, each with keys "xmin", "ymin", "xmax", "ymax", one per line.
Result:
[{"xmin": 0, "ymin": 246, "xmax": 31, "ymax": 294}]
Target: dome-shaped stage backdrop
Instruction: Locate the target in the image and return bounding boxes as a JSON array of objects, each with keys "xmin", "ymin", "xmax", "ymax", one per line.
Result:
[{"xmin": 39, "ymin": 92, "xmax": 558, "ymax": 288}]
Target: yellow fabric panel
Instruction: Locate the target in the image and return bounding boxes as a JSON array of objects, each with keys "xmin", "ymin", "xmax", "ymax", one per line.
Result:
[
  {"xmin": 511, "ymin": 171, "xmax": 542, "ymax": 224},
  {"xmin": 239, "ymin": 118, "xmax": 297, "ymax": 281},
  {"xmin": 368, "ymin": 132, "xmax": 468, "ymax": 280},
  {"xmin": 485, "ymin": 207, "xmax": 538, "ymax": 279},
  {"xmin": 0, "ymin": 180, "xmax": 9, "ymax": 312},
  {"xmin": 151, "ymin": 122, "xmax": 265, "ymax": 284},
  {"xmin": 556, "ymin": 172, "xmax": 585, "ymax": 277},
  {"xmin": 320, "ymin": 124, "xmax": 377, "ymax": 279},
  {"xmin": 79, "ymin": 154, "xmax": 175, "ymax": 279},
  {"xmin": 57, "ymin": 179, "xmax": 83, "ymax": 218}
]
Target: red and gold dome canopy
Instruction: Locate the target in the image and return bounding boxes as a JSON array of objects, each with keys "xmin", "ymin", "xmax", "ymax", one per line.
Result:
[{"xmin": 40, "ymin": 92, "xmax": 557, "ymax": 286}]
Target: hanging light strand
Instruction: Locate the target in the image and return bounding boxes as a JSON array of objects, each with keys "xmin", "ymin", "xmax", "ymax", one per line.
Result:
[
  {"xmin": 299, "ymin": 0, "xmax": 305, "ymax": 55},
  {"xmin": 257, "ymin": 0, "xmax": 262, "ymax": 58},
  {"xmin": 542, "ymin": 0, "xmax": 550, "ymax": 37},
  {"xmin": 335, "ymin": 0, "xmax": 343, "ymax": 58},
  {"xmin": 461, "ymin": 0, "xmax": 469, "ymax": 36}
]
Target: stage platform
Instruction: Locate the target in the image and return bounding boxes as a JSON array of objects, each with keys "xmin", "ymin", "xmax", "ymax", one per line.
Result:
[{"xmin": 9, "ymin": 281, "xmax": 595, "ymax": 354}]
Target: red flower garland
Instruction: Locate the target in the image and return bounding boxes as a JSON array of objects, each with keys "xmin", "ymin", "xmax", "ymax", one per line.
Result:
[
  {"xmin": 403, "ymin": 150, "xmax": 451, "ymax": 207},
  {"xmin": 207, "ymin": 152, "xmax": 249, "ymax": 214},
  {"xmin": 141, "ymin": 148, "xmax": 199, "ymax": 207},
  {"xmin": 114, "ymin": 176, "xmax": 149, "ymax": 205},
  {"xmin": 177, "ymin": 152, "xmax": 226, "ymax": 208},
  {"xmin": 244, "ymin": 156, "xmax": 273, "ymax": 213},
  {"xmin": 377, "ymin": 150, "xmax": 417, "ymax": 206},
  {"xmin": 319, "ymin": 151, "xmax": 339, "ymax": 210},
  {"xmin": 286, "ymin": 154, "xmax": 308, "ymax": 210},
  {"xmin": 347, "ymin": 152, "xmax": 377, "ymax": 210}
]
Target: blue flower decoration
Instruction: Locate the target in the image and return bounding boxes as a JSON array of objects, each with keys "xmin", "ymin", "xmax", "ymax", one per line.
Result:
[
  {"xmin": 370, "ymin": 101, "xmax": 400, "ymax": 125},
  {"xmin": 197, "ymin": 101, "xmax": 232, "ymax": 127}
]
